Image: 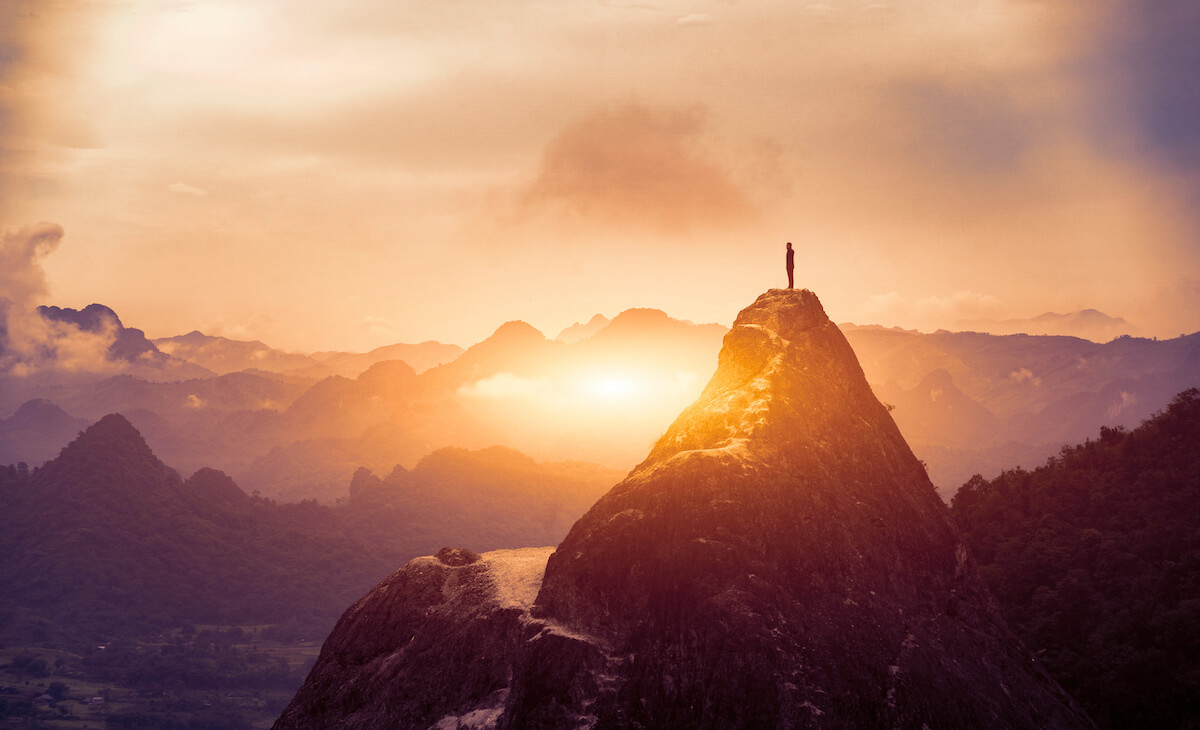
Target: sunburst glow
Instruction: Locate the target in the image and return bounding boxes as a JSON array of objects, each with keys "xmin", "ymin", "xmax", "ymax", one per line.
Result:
[{"xmin": 580, "ymin": 373, "xmax": 643, "ymax": 404}]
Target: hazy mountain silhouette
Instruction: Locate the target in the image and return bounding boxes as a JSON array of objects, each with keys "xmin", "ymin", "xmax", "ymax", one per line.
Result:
[
  {"xmin": 844, "ymin": 324, "xmax": 1200, "ymax": 495},
  {"xmin": 308, "ymin": 341, "xmax": 464, "ymax": 378},
  {"xmin": 956, "ymin": 309, "xmax": 1135, "ymax": 342},
  {"xmin": 0, "ymin": 399, "xmax": 88, "ymax": 467},
  {"xmin": 418, "ymin": 319, "xmax": 560, "ymax": 395},
  {"xmin": 873, "ymin": 368, "xmax": 999, "ymax": 448},
  {"xmin": 154, "ymin": 330, "xmax": 464, "ymax": 379},
  {"xmin": 555, "ymin": 313, "xmax": 610, "ymax": 342},
  {"xmin": 276, "ymin": 290, "xmax": 1091, "ymax": 729},
  {"xmin": 952, "ymin": 388, "xmax": 1200, "ymax": 729},
  {"xmin": 0, "ymin": 414, "xmax": 618, "ymax": 647},
  {"xmin": 572, "ymin": 306, "xmax": 726, "ymax": 371},
  {"xmin": 7, "ymin": 302, "xmax": 1193, "ymax": 503},
  {"xmin": 154, "ymin": 330, "xmax": 324, "ymax": 375},
  {"xmin": 344, "ymin": 446, "xmax": 620, "ymax": 557}
]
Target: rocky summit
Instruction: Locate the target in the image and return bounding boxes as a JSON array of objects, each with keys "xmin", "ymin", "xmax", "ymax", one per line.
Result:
[{"xmin": 275, "ymin": 289, "xmax": 1093, "ymax": 730}]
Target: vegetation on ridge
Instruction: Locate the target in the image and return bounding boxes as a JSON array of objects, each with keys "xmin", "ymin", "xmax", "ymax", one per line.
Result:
[{"xmin": 952, "ymin": 388, "xmax": 1200, "ymax": 729}]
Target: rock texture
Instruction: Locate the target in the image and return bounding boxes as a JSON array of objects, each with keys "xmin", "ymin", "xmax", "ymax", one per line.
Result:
[
  {"xmin": 275, "ymin": 289, "xmax": 1092, "ymax": 729},
  {"xmin": 272, "ymin": 547, "xmax": 555, "ymax": 730}
]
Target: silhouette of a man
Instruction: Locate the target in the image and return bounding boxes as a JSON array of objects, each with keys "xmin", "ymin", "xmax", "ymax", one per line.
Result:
[{"xmin": 785, "ymin": 242, "xmax": 795, "ymax": 289}]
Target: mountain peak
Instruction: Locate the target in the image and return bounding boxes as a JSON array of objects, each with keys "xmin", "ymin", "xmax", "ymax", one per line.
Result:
[
  {"xmin": 37, "ymin": 303, "xmax": 161, "ymax": 362},
  {"xmin": 51, "ymin": 413, "xmax": 164, "ymax": 477},
  {"xmin": 38, "ymin": 303, "xmax": 121, "ymax": 331},
  {"xmin": 637, "ymin": 287, "xmax": 890, "ymax": 468},
  {"xmin": 526, "ymin": 286, "xmax": 1090, "ymax": 728},
  {"xmin": 556, "ymin": 314, "xmax": 610, "ymax": 342},
  {"xmin": 11, "ymin": 398, "xmax": 71, "ymax": 422},
  {"xmin": 65, "ymin": 413, "xmax": 155, "ymax": 459},
  {"xmin": 37, "ymin": 413, "xmax": 180, "ymax": 502},
  {"xmin": 607, "ymin": 307, "xmax": 670, "ymax": 326},
  {"xmin": 489, "ymin": 320, "xmax": 546, "ymax": 342}
]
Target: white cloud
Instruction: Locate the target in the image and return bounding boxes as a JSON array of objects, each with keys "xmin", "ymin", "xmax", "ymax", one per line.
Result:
[
  {"xmin": 458, "ymin": 372, "xmax": 558, "ymax": 401},
  {"xmin": 1009, "ymin": 367, "xmax": 1041, "ymax": 385},
  {"xmin": 0, "ymin": 222, "xmax": 123, "ymax": 376}
]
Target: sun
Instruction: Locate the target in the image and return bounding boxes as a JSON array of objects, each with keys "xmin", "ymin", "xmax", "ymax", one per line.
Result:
[{"xmin": 579, "ymin": 373, "xmax": 644, "ymax": 405}]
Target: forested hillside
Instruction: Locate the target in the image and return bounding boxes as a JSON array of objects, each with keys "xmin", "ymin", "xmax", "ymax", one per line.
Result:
[{"xmin": 952, "ymin": 388, "xmax": 1200, "ymax": 729}]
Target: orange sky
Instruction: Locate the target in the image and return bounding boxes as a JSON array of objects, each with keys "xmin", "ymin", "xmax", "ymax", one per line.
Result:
[{"xmin": 2, "ymin": 0, "xmax": 1199, "ymax": 352}]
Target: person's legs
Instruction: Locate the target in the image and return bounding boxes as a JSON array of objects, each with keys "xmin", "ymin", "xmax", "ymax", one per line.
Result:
[{"xmin": 787, "ymin": 268, "xmax": 794, "ymax": 289}]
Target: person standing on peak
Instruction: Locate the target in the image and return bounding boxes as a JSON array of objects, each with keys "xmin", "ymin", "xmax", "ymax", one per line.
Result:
[{"xmin": 785, "ymin": 242, "xmax": 795, "ymax": 289}]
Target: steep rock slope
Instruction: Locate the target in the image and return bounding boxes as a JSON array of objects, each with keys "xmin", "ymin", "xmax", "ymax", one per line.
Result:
[{"xmin": 276, "ymin": 290, "xmax": 1092, "ymax": 729}]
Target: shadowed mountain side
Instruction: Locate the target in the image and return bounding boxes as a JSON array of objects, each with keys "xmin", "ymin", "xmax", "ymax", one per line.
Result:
[
  {"xmin": 951, "ymin": 389, "xmax": 1200, "ymax": 729},
  {"xmin": 277, "ymin": 290, "xmax": 1092, "ymax": 729}
]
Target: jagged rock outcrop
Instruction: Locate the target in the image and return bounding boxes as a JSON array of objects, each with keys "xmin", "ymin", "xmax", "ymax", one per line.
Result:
[
  {"xmin": 272, "ymin": 547, "xmax": 555, "ymax": 730},
  {"xmin": 275, "ymin": 289, "xmax": 1092, "ymax": 729}
]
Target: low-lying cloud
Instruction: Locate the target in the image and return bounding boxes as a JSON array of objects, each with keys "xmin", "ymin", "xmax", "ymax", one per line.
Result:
[{"xmin": 0, "ymin": 222, "xmax": 119, "ymax": 376}]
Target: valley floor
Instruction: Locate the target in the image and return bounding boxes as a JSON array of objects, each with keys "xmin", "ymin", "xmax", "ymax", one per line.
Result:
[{"xmin": 0, "ymin": 628, "xmax": 321, "ymax": 730}]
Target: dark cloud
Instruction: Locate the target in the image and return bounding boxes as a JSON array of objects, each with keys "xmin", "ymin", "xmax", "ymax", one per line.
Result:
[{"xmin": 515, "ymin": 101, "xmax": 754, "ymax": 233}]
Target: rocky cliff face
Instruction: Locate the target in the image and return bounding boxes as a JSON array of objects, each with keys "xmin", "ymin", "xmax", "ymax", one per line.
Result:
[
  {"xmin": 276, "ymin": 289, "xmax": 1092, "ymax": 729},
  {"xmin": 272, "ymin": 547, "xmax": 555, "ymax": 730}
]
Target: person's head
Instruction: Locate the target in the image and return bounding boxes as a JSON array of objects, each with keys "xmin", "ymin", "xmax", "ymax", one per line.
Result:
[{"xmin": 786, "ymin": 242, "xmax": 792, "ymax": 250}]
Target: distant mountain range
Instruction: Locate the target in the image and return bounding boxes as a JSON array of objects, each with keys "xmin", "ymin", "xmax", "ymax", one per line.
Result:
[
  {"xmin": 842, "ymin": 324, "xmax": 1200, "ymax": 495},
  {"xmin": 155, "ymin": 331, "xmax": 464, "ymax": 378},
  {"xmin": 2, "ymin": 301, "xmax": 1197, "ymax": 500},
  {"xmin": 555, "ymin": 313, "xmax": 610, "ymax": 342},
  {"xmin": 956, "ymin": 308, "xmax": 1135, "ymax": 341},
  {"xmin": 0, "ymin": 414, "xmax": 619, "ymax": 646}
]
